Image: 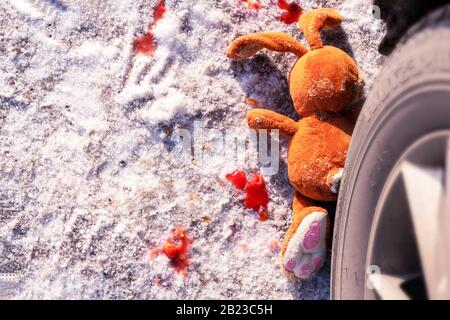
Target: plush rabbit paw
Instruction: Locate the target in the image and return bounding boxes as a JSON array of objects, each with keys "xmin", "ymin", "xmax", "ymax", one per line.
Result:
[
  {"xmin": 282, "ymin": 211, "xmax": 327, "ymax": 279},
  {"xmin": 329, "ymin": 168, "xmax": 344, "ymax": 195}
]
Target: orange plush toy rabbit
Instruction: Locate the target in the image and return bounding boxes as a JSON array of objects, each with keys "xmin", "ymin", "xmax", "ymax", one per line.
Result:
[{"xmin": 227, "ymin": 8, "xmax": 363, "ymax": 279}]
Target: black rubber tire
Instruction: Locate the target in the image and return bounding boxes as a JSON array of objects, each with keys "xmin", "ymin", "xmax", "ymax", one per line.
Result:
[{"xmin": 331, "ymin": 4, "xmax": 450, "ymax": 300}]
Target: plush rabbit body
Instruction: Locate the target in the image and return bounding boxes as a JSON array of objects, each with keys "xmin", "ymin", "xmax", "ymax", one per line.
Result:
[{"xmin": 227, "ymin": 8, "xmax": 363, "ymax": 279}]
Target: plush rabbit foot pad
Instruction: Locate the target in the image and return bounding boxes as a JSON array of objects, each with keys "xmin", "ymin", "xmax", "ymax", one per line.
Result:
[{"xmin": 282, "ymin": 211, "xmax": 327, "ymax": 279}]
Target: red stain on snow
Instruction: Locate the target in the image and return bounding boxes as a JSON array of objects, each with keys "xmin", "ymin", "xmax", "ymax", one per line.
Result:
[
  {"xmin": 150, "ymin": 227, "xmax": 192, "ymax": 276},
  {"xmin": 241, "ymin": 0, "xmax": 262, "ymax": 10},
  {"xmin": 245, "ymin": 173, "xmax": 269, "ymax": 221},
  {"xmin": 277, "ymin": 0, "xmax": 303, "ymax": 24},
  {"xmin": 226, "ymin": 170, "xmax": 247, "ymax": 190},
  {"xmin": 134, "ymin": 0, "xmax": 166, "ymax": 55},
  {"xmin": 239, "ymin": 242, "xmax": 249, "ymax": 251},
  {"xmin": 226, "ymin": 170, "xmax": 269, "ymax": 221}
]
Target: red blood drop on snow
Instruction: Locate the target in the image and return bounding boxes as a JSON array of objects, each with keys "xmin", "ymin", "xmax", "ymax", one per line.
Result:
[
  {"xmin": 245, "ymin": 173, "xmax": 269, "ymax": 221},
  {"xmin": 225, "ymin": 170, "xmax": 248, "ymax": 190},
  {"xmin": 134, "ymin": 0, "xmax": 166, "ymax": 55},
  {"xmin": 241, "ymin": 0, "xmax": 262, "ymax": 10},
  {"xmin": 151, "ymin": 227, "xmax": 192, "ymax": 275},
  {"xmin": 277, "ymin": 0, "xmax": 303, "ymax": 25},
  {"xmin": 134, "ymin": 33, "xmax": 156, "ymax": 55},
  {"xmin": 226, "ymin": 170, "xmax": 269, "ymax": 221}
]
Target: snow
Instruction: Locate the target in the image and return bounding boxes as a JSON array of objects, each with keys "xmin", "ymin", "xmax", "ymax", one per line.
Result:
[{"xmin": 0, "ymin": 0, "xmax": 385, "ymax": 299}]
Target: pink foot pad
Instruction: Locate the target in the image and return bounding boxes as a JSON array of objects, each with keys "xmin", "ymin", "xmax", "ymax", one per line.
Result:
[
  {"xmin": 303, "ymin": 221, "xmax": 321, "ymax": 249},
  {"xmin": 282, "ymin": 211, "xmax": 327, "ymax": 279},
  {"xmin": 299, "ymin": 264, "xmax": 311, "ymax": 278},
  {"xmin": 286, "ymin": 259, "xmax": 296, "ymax": 271},
  {"xmin": 312, "ymin": 257, "xmax": 322, "ymax": 271}
]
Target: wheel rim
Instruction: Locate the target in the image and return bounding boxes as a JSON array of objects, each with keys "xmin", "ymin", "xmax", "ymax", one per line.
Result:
[{"xmin": 366, "ymin": 131, "xmax": 450, "ymax": 300}]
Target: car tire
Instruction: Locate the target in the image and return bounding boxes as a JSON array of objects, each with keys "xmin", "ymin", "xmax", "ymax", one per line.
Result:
[{"xmin": 331, "ymin": 4, "xmax": 450, "ymax": 300}]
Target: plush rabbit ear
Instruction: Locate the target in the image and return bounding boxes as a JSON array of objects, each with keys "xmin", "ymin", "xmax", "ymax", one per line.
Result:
[
  {"xmin": 226, "ymin": 32, "xmax": 308, "ymax": 61},
  {"xmin": 299, "ymin": 8, "xmax": 343, "ymax": 50}
]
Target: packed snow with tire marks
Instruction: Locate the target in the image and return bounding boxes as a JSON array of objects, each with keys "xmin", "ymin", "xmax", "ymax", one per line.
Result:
[{"xmin": 0, "ymin": 0, "xmax": 384, "ymax": 299}]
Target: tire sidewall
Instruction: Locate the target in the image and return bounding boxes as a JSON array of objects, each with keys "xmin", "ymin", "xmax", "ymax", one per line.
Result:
[{"xmin": 332, "ymin": 8, "xmax": 450, "ymax": 300}]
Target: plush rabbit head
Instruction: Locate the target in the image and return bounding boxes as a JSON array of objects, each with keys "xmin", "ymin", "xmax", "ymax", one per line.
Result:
[{"xmin": 227, "ymin": 8, "xmax": 363, "ymax": 117}]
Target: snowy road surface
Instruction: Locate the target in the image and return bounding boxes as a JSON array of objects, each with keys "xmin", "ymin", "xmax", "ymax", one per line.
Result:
[{"xmin": 0, "ymin": 0, "xmax": 384, "ymax": 299}]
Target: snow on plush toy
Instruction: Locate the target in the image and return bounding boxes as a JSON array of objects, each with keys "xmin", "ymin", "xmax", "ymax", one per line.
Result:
[{"xmin": 227, "ymin": 8, "xmax": 363, "ymax": 279}]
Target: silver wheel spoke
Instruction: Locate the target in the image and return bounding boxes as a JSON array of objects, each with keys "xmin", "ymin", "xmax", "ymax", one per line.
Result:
[
  {"xmin": 371, "ymin": 274, "xmax": 418, "ymax": 300},
  {"xmin": 367, "ymin": 132, "xmax": 450, "ymax": 300},
  {"xmin": 401, "ymin": 161, "xmax": 450, "ymax": 299},
  {"xmin": 435, "ymin": 139, "xmax": 450, "ymax": 298}
]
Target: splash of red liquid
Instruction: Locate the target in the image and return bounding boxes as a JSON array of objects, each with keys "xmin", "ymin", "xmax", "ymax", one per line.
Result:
[
  {"xmin": 241, "ymin": 0, "xmax": 262, "ymax": 10},
  {"xmin": 245, "ymin": 173, "xmax": 269, "ymax": 221},
  {"xmin": 226, "ymin": 170, "xmax": 247, "ymax": 190},
  {"xmin": 226, "ymin": 170, "xmax": 269, "ymax": 221},
  {"xmin": 277, "ymin": 0, "xmax": 303, "ymax": 24},
  {"xmin": 134, "ymin": 0, "xmax": 166, "ymax": 55},
  {"xmin": 150, "ymin": 227, "xmax": 192, "ymax": 275}
]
